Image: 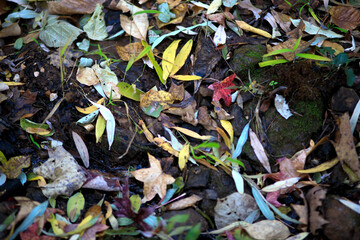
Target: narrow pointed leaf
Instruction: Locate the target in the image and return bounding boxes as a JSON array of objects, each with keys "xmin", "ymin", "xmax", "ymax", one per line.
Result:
[
  {"xmin": 252, "ymin": 187, "xmax": 275, "ymax": 220},
  {"xmin": 232, "ymin": 121, "xmax": 250, "ymax": 159},
  {"xmin": 170, "ymin": 39, "xmax": 193, "ymax": 76},
  {"xmin": 162, "ymin": 40, "xmax": 181, "ymax": 82}
]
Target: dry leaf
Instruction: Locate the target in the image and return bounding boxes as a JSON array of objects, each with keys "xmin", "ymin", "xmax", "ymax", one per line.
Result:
[
  {"xmin": 72, "ymin": 131, "xmax": 89, "ymax": 168},
  {"xmin": 33, "ymin": 145, "xmax": 87, "ymax": 198},
  {"xmin": 332, "ymin": 113, "xmax": 360, "ymax": 179},
  {"xmin": 249, "ymin": 128, "xmax": 271, "ymax": 173},
  {"xmin": 76, "ymin": 67, "xmax": 99, "ymax": 86},
  {"xmin": 0, "ymin": 155, "xmax": 30, "ymax": 179},
  {"xmin": 166, "ymin": 194, "xmax": 202, "ymax": 210},
  {"xmin": 131, "ymin": 153, "xmax": 175, "ymax": 203},
  {"xmin": 330, "ymin": 6, "xmax": 360, "ymax": 31},
  {"xmin": 0, "ymin": 22, "xmax": 21, "ymax": 38},
  {"xmin": 117, "ymin": 0, "xmax": 149, "ymax": 40},
  {"xmin": 198, "ymin": 106, "xmax": 217, "ymax": 131},
  {"xmin": 116, "ymin": 42, "xmax": 144, "ymax": 61},
  {"xmin": 244, "ymin": 220, "xmax": 291, "ymax": 240},
  {"xmin": 238, "ymin": 0, "xmax": 262, "ymax": 20},
  {"xmin": 306, "ymin": 186, "xmax": 328, "ymax": 235},
  {"xmin": 236, "ymin": 20, "xmax": 272, "ymax": 38},
  {"xmin": 48, "ymin": 0, "xmax": 105, "ymax": 14}
]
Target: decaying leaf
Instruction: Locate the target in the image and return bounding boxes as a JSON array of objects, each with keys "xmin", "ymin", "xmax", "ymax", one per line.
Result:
[
  {"xmin": 131, "ymin": 153, "xmax": 175, "ymax": 202},
  {"xmin": 332, "ymin": 113, "xmax": 360, "ymax": 180},
  {"xmin": 236, "ymin": 20, "xmax": 272, "ymax": 38},
  {"xmin": 83, "ymin": 3, "xmax": 108, "ymax": 40},
  {"xmin": 274, "ymin": 94, "xmax": 293, "ymax": 119},
  {"xmin": 76, "ymin": 67, "xmax": 99, "ymax": 86},
  {"xmin": 214, "ymin": 192, "xmax": 259, "ymax": 229},
  {"xmin": 238, "ymin": 0, "xmax": 262, "ymax": 20},
  {"xmin": 306, "ymin": 186, "xmax": 328, "ymax": 235},
  {"xmin": 92, "ymin": 64, "xmax": 120, "ymax": 100},
  {"xmin": 0, "ymin": 155, "xmax": 30, "ymax": 179},
  {"xmin": 116, "ymin": 42, "xmax": 144, "ymax": 61},
  {"xmin": 33, "ymin": 145, "xmax": 87, "ymax": 198},
  {"xmin": 330, "ymin": 6, "xmax": 360, "ymax": 31}
]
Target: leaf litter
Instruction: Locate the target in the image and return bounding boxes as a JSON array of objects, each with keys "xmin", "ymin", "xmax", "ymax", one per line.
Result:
[{"xmin": 1, "ymin": 0, "xmax": 360, "ymax": 239}]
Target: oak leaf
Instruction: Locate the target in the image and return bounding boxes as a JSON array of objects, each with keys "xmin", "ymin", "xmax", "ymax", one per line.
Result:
[
  {"xmin": 208, "ymin": 74, "xmax": 236, "ymax": 107},
  {"xmin": 132, "ymin": 153, "xmax": 175, "ymax": 203}
]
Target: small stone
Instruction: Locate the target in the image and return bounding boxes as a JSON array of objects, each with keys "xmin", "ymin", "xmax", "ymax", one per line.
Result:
[
  {"xmin": 331, "ymin": 87, "xmax": 359, "ymax": 113},
  {"xmin": 34, "ymin": 71, "xmax": 39, "ymax": 77}
]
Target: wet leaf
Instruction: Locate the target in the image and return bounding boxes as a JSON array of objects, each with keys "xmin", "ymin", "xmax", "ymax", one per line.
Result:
[
  {"xmin": 0, "ymin": 155, "xmax": 30, "ymax": 179},
  {"xmin": 208, "ymin": 74, "xmax": 236, "ymax": 107},
  {"xmin": 67, "ymin": 192, "xmax": 85, "ymax": 222},
  {"xmin": 131, "ymin": 153, "xmax": 175, "ymax": 202}
]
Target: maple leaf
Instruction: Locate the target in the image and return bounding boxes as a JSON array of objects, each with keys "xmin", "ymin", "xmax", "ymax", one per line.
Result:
[
  {"xmin": 131, "ymin": 153, "xmax": 175, "ymax": 203},
  {"xmin": 113, "ymin": 178, "xmax": 154, "ymax": 232},
  {"xmin": 208, "ymin": 74, "xmax": 236, "ymax": 107}
]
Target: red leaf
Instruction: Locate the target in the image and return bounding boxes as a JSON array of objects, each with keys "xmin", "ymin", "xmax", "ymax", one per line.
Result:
[{"xmin": 208, "ymin": 74, "xmax": 236, "ymax": 107}]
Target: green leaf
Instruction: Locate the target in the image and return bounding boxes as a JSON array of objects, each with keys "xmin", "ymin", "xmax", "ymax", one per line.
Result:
[
  {"xmin": 117, "ymin": 82, "xmax": 144, "ymax": 101},
  {"xmin": 105, "ymin": 227, "xmax": 139, "ymax": 236},
  {"xmin": 192, "ymin": 141, "xmax": 220, "ymax": 150},
  {"xmin": 295, "ymin": 53, "xmax": 331, "ymax": 61},
  {"xmin": 67, "ymin": 192, "xmax": 85, "ymax": 222},
  {"xmin": 259, "ymin": 59, "xmax": 289, "ymax": 67},
  {"xmin": 14, "ymin": 38, "xmax": 23, "ymax": 50},
  {"xmin": 185, "ymin": 223, "xmax": 201, "ymax": 240},
  {"xmin": 263, "ymin": 48, "xmax": 293, "ymax": 57},
  {"xmin": 346, "ymin": 68, "xmax": 355, "ymax": 87},
  {"xmin": 133, "ymin": 10, "xmax": 161, "ymax": 15},
  {"xmin": 142, "ymin": 41, "xmax": 164, "ymax": 84},
  {"xmin": 126, "ymin": 45, "xmax": 151, "ymax": 71},
  {"xmin": 130, "ymin": 194, "xmax": 141, "ymax": 213},
  {"xmin": 83, "ymin": 3, "xmax": 108, "ymax": 41},
  {"xmin": 293, "ymin": 36, "xmax": 302, "ymax": 51}
]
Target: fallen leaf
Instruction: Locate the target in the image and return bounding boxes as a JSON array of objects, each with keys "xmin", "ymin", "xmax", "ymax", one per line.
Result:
[
  {"xmin": 162, "ymin": 40, "xmax": 181, "ymax": 82},
  {"xmin": 238, "ymin": 0, "xmax": 262, "ymax": 20},
  {"xmin": 82, "ymin": 169, "xmax": 121, "ymax": 191},
  {"xmin": 274, "ymin": 94, "xmax": 293, "ymax": 119},
  {"xmin": 72, "ymin": 131, "xmax": 89, "ymax": 168},
  {"xmin": 306, "ymin": 186, "xmax": 328, "ymax": 235},
  {"xmin": 83, "ymin": 3, "xmax": 108, "ymax": 40},
  {"xmin": 170, "ymin": 39, "xmax": 193, "ymax": 76},
  {"xmin": 236, "ymin": 20, "xmax": 272, "ymax": 38},
  {"xmin": 178, "ymin": 142, "xmax": 190, "ymax": 170},
  {"xmin": 208, "ymin": 74, "xmax": 236, "ymax": 107},
  {"xmin": 92, "ymin": 64, "xmax": 120, "ymax": 99},
  {"xmin": 131, "ymin": 153, "xmax": 175, "ymax": 202},
  {"xmin": 76, "ymin": 67, "xmax": 99, "ymax": 86},
  {"xmin": 48, "ymin": 0, "xmax": 105, "ymax": 14},
  {"xmin": 198, "ymin": 106, "xmax": 217, "ymax": 131},
  {"xmin": 243, "ymin": 220, "xmax": 291, "ymax": 240},
  {"xmin": 33, "ymin": 145, "xmax": 87, "ymax": 198},
  {"xmin": 116, "ymin": 42, "xmax": 144, "ymax": 61},
  {"xmin": 214, "ymin": 192, "xmax": 259, "ymax": 229},
  {"xmin": 166, "ymin": 194, "xmax": 202, "ymax": 210},
  {"xmin": 249, "ymin": 128, "xmax": 271, "ymax": 173},
  {"xmin": 67, "ymin": 192, "xmax": 85, "ymax": 222},
  {"xmin": 330, "ymin": 6, "xmax": 360, "ymax": 31},
  {"xmin": 117, "ymin": 0, "xmax": 148, "ymax": 40},
  {"xmin": 207, "ymin": 0, "xmax": 222, "ymax": 14},
  {"xmin": 0, "ymin": 155, "xmax": 30, "ymax": 179},
  {"xmin": 75, "ymin": 98, "xmax": 105, "ymax": 114},
  {"xmin": 332, "ymin": 113, "xmax": 360, "ymax": 179}
]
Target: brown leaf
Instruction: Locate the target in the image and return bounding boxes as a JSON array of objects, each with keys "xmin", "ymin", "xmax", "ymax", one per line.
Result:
[
  {"xmin": 48, "ymin": 0, "xmax": 105, "ymax": 14},
  {"xmin": 0, "ymin": 155, "xmax": 30, "ymax": 179},
  {"xmin": 306, "ymin": 186, "xmax": 328, "ymax": 235},
  {"xmin": 330, "ymin": 6, "xmax": 360, "ymax": 31},
  {"xmin": 198, "ymin": 106, "xmax": 217, "ymax": 131},
  {"xmin": 116, "ymin": 42, "xmax": 144, "ymax": 62},
  {"xmin": 131, "ymin": 153, "xmax": 175, "ymax": 203},
  {"xmin": 244, "ymin": 220, "xmax": 291, "ymax": 240},
  {"xmin": 331, "ymin": 113, "xmax": 360, "ymax": 179},
  {"xmin": 290, "ymin": 190, "xmax": 308, "ymax": 231},
  {"xmin": 166, "ymin": 194, "xmax": 202, "ymax": 210}
]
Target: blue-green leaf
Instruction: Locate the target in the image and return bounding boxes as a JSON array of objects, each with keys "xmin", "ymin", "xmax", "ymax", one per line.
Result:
[
  {"xmin": 232, "ymin": 121, "xmax": 250, "ymax": 159},
  {"xmin": 251, "ymin": 187, "xmax": 275, "ymax": 220}
]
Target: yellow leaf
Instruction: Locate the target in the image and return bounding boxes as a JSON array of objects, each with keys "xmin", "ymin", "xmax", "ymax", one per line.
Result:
[
  {"xmin": 2, "ymin": 82, "xmax": 25, "ymax": 86},
  {"xmin": 170, "ymin": 39, "xmax": 193, "ymax": 76},
  {"xmin": 217, "ymin": 127, "xmax": 231, "ymax": 150},
  {"xmin": 76, "ymin": 98, "xmax": 105, "ymax": 114},
  {"xmin": 95, "ymin": 115, "xmax": 106, "ymax": 143},
  {"xmin": 207, "ymin": 0, "xmax": 222, "ymax": 14},
  {"xmin": 297, "ymin": 158, "xmax": 339, "ymax": 173},
  {"xmin": 171, "ymin": 126, "xmax": 213, "ymax": 141},
  {"xmin": 236, "ymin": 20, "xmax": 272, "ymax": 38},
  {"xmin": 28, "ymin": 175, "xmax": 47, "ymax": 186},
  {"xmin": 162, "ymin": 40, "xmax": 181, "ymax": 82},
  {"xmin": 220, "ymin": 120, "xmax": 234, "ymax": 143},
  {"xmin": 48, "ymin": 214, "xmax": 65, "ymax": 235},
  {"xmin": 25, "ymin": 127, "xmax": 51, "ymax": 135},
  {"xmin": 179, "ymin": 143, "xmax": 190, "ymax": 170},
  {"xmin": 171, "ymin": 75, "xmax": 202, "ymax": 81}
]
